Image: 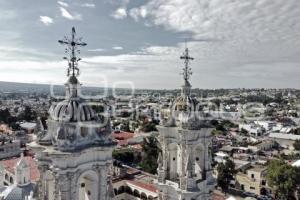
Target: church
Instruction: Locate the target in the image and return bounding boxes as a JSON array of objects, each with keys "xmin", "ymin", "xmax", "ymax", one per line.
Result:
[{"xmin": 29, "ymin": 27, "xmax": 215, "ymax": 200}]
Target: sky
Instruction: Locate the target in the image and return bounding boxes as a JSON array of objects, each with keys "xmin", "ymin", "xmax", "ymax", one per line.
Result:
[{"xmin": 0, "ymin": 0, "xmax": 300, "ymax": 89}]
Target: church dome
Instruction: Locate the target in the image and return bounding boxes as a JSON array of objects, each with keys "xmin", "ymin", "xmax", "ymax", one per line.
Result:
[
  {"xmin": 50, "ymin": 99, "xmax": 96, "ymax": 122},
  {"xmin": 173, "ymin": 95, "xmax": 198, "ymax": 112}
]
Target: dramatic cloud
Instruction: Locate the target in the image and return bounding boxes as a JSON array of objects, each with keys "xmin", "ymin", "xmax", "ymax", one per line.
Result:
[
  {"xmin": 111, "ymin": 7, "xmax": 127, "ymax": 19},
  {"xmin": 59, "ymin": 7, "xmax": 82, "ymax": 20},
  {"xmin": 39, "ymin": 16, "xmax": 54, "ymax": 26},
  {"xmin": 0, "ymin": 0, "xmax": 300, "ymax": 89},
  {"xmin": 125, "ymin": 0, "xmax": 300, "ymax": 88}
]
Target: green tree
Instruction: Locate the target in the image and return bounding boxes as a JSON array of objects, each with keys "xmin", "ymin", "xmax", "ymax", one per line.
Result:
[
  {"xmin": 18, "ymin": 106, "xmax": 36, "ymax": 121},
  {"xmin": 267, "ymin": 159, "xmax": 300, "ymax": 199},
  {"xmin": 141, "ymin": 121, "xmax": 157, "ymax": 132},
  {"xmin": 294, "ymin": 128, "xmax": 300, "ymax": 135},
  {"xmin": 113, "ymin": 149, "xmax": 138, "ymax": 164},
  {"xmin": 217, "ymin": 159, "xmax": 236, "ymax": 193},
  {"xmin": 293, "ymin": 140, "xmax": 300, "ymax": 151},
  {"xmin": 120, "ymin": 121, "xmax": 131, "ymax": 132},
  {"xmin": 0, "ymin": 108, "xmax": 11, "ymax": 123},
  {"xmin": 139, "ymin": 135, "xmax": 160, "ymax": 174}
]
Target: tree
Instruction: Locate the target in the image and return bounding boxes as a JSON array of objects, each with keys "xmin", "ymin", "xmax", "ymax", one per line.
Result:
[
  {"xmin": 18, "ymin": 106, "xmax": 36, "ymax": 121},
  {"xmin": 120, "ymin": 121, "xmax": 131, "ymax": 132},
  {"xmin": 139, "ymin": 135, "xmax": 160, "ymax": 174},
  {"xmin": 217, "ymin": 159, "xmax": 236, "ymax": 193},
  {"xmin": 294, "ymin": 128, "xmax": 300, "ymax": 135},
  {"xmin": 293, "ymin": 140, "xmax": 300, "ymax": 151},
  {"xmin": 0, "ymin": 108, "xmax": 11, "ymax": 123},
  {"xmin": 211, "ymin": 99, "xmax": 221, "ymax": 110},
  {"xmin": 267, "ymin": 159, "xmax": 300, "ymax": 200},
  {"xmin": 141, "ymin": 121, "xmax": 157, "ymax": 132},
  {"xmin": 113, "ymin": 149, "xmax": 138, "ymax": 164}
]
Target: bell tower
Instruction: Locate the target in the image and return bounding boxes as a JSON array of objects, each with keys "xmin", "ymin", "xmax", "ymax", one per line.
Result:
[
  {"xmin": 31, "ymin": 27, "xmax": 116, "ymax": 200},
  {"xmin": 156, "ymin": 42, "xmax": 215, "ymax": 200}
]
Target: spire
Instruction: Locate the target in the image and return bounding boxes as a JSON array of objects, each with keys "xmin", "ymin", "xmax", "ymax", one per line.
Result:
[
  {"xmin": 58, "ymin": 27, "xmax": 87, "ymax": 78},
  {"xmin": 180, "ymin": 40, "xmax": 194, "ymax": 97},
  {"xmin": 58, "ymin": 27, "xmax": 87, "ymax": 98}
]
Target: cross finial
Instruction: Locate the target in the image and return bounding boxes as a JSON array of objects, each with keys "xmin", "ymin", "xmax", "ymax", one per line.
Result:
[
  {"xmin": 58, "ymin": 27, "xmax": 87, "ymax": 77},
  {"xmin": 180, "ymin": 40, "xmax": 194, "ymax": 82}
]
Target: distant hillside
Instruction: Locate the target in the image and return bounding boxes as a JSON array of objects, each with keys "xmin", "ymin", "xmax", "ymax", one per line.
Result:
[
  {"xmin": 0, "ymin": 81, "xmax": 157, "ymax": 96},
  {"xmin": 0, "ymin": 81, "xmax": 56, "ymax": 93}
]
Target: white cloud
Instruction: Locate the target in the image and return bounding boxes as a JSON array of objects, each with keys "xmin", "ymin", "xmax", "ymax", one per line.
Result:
[
  {"xmin": 122, "ymin": 0, "xmax": 300, "ymax": 88},
  {"xmin": 57, "ymin": 1, "xmax": 68, "ymax": 7},
  {"xmin": 81, "ymin": 3, "xmax": 96, "ymax": 8},
  {"xmin": 88, "ymin": 48, "xmax": 105, "ymax": 52},
  {"xmin": 129, "ymin": 7, "xmax": 147, "ymax": 21},
  {"xmin": 59, "ymin": 7, "xmax": 82, "ymax": 20},
  {"xmin": 39, "ymin": 16, "xmax": 54, "ymax": 26},
  {"xmin": 112, "ymin": 46, "xmax": 124, "ymax": 50},
  {"xmin": 111, "ymin": 7, "xmax": 127, "ymax": 19}
]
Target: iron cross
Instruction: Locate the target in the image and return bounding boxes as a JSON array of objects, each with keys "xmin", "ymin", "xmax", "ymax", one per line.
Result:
[{"xmin": 58, "ymin": 27, "xmax": 87, "ymax": 77}]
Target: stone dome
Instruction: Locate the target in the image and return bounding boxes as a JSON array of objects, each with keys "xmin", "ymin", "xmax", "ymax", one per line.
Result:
[
  {"xmin": 50, "ymin": 99, "xmax": 96, "ymax": 122},
  {"xmin": 173, "ymin": 95, "xmax": 198, "ymax": 112}
]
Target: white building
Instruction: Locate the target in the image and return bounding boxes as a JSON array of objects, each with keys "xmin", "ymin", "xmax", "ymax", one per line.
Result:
[
  {"xmin": 0, "ymin": 154, "xmax": 37, "ymax": 200},
  {"xmin": 156, "ymin": 47, "xmax": 215, "ymax": 200},
  {"xmin": 29, "ymin": 28, "xmax": 116, "ymax": 200}
]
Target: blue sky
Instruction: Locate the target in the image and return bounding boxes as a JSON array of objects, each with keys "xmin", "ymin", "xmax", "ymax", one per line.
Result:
[{"xmin": 0, "ymin": 0, "xmax": 300, "ymax": 89}]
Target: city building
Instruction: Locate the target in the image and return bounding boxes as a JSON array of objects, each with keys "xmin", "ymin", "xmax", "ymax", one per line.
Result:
[
  {"xmin": 235, "ymin": 164, "xmax": 270, "ymax": 196},
  {"xmin": 29, "ymin": 27, "xmax": 116, "ymax": 200},
  {"xmin": 0, "ymin": 154, "xmax": 39, "ymax": 200},
  {"xmin": 156, "ymin": 46, "xmax": 215, "ymax": 200}
]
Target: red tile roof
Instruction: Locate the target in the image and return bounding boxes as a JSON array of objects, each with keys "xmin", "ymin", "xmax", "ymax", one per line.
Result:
[
  {"xmin": 0, "ymin": 156, "xmax": 40, "ymax": 182},
  {"xmin": 112, "ymin": 131, "xmax": 134, "ymax": 146},
  {"xmin": 127, "ymin": 180, "xmax": 157, "ymax": 193},
  {"xmin": 112, "ymin": 131, "xmax": 134, "ymax": 140}
]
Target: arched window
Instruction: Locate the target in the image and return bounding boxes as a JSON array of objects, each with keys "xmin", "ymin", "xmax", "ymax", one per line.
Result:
[
  {"xmin": 5, "ymin": 174, "xmax": 8, "ymax": 180},
  {"xmin": 9, "ymin": 177, "xmax": 13, "ymax": 184},
  {"xmin": 141, "ymin": 192, "xmax": 147, "ymax": 200},
  {"xmin": 133, "ymin": 189, "xmax": 140, "ymax": 197},
  {"xmin": 118, "ymin": 186, "xmax": 125, "ymax": 194},
  {"xmin": 125, "ymin": 186, "xmax": 132, "ymax": 195},
  {"xmin": 148, "ymin": 196, "xmax": 154, "ymax": 200}
]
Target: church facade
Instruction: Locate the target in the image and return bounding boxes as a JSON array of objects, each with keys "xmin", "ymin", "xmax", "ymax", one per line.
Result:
[
  {"xmin": 156, "ymin": 46, "xmax": 215, "ymax": 200},
  {"xmin": 30, "ymin": 28, "xmax": 215, "ymax": 200},
  {"xmin": 31, "ymin": 27, "xmax": 116, "ymax": 200}
]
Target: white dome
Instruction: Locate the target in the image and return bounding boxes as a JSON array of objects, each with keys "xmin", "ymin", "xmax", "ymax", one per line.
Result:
[{"xmin": 49, "ymin": 99, "xmax": 96, "ymax": 122}]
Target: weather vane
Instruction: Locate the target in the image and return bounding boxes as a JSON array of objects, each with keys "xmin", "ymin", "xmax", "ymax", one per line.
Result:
[
  {"xmin": 58, "ymin": 27, "xmax": 87, "ymax": 77},
  {"xmin": 180, "ymin": 39, "xmax": 194, "ymax": 82}
]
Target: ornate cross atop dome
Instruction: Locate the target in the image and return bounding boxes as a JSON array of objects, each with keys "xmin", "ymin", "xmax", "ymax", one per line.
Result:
[
  {"xmin": 180, "ymin": 41, "xmax": 194, "ymax": 82},
  {"xmin": 59, "ymin": 27, "xmax": 87, "ymax": 77},
  {"xmin": 180, "ymin": 40, "xmax": 194, "ymax": 97}
]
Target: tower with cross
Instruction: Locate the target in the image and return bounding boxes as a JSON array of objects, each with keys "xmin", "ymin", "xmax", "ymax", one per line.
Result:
[
  {"xmin": 179, "ymin": 42, "xmax": 194, "ymax": 98},
  {"xmin": 156, "ymin": 41, "xmax": 215, "ymax": 200},
  {"xmin": 59, "ymin": 27, "xmax": 87, "ymax": 77},
  {"xmin": 32, "ymin": 27, "xmax": 116, "ymax": 200},
  {"xmin": 180, "ymin": 42, "xmax": 194, "ymax": 83}
]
